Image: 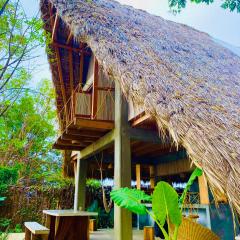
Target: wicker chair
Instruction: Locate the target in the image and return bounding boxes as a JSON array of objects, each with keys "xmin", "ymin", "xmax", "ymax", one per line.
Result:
[{"xmin": 170, "ymin": 217, "xmax": 220, "ymax": 240}]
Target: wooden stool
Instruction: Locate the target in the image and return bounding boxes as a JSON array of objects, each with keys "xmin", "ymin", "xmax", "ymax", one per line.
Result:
[
  {"xmin": 144, "ymin": 226, "xmax": 154, "ymax": 240},
  {"xmin": 24, "ymin": 222, "xmax": 49, "ymax": 240},
  {"xmin": 89, "ymin": 219, "xmax": 97, "ymax": 232}
]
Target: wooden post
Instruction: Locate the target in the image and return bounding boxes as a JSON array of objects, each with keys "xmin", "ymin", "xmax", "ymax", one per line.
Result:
[
  {"xmin": 91, "ymin": 57, "xmax": 98, "ymax": 119},
  {"xmin": 74, "ymin": 158, "xmax": 87, "ymax": 211},
  {"xmin": 198, "ymin": 175, "xmax": 210, "ymax": 205},
  {"xmin": 149, "ymin": 165, "xmax": 155, "ymax": 189},
  {"xmin": 136, "ymin": 164, "xmax": 141, "ymax": 190},
  {"xmin": 144, "ymin": 226, "xmax": 155, "ymax": 240},
  {"xmin": 114, "ymin": 80, "xmax": 132, "ymax": 240},
  {"xmin": 25, "ymin": 227, "xmax": 31, "ymax": 240}
]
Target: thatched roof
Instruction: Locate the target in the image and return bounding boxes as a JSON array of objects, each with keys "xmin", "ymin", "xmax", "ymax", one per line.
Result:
[{"xmin": 40, "ymin": 0, "xmax": 240, "ymax": 214}]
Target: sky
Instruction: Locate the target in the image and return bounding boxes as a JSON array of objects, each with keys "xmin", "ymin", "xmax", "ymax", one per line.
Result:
[{"xmin": 21, "ymin": 0, "xmax": 240, "ymax": 85}]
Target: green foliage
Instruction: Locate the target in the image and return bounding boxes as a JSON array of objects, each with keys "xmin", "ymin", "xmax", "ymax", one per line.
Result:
[
  {"xmin": 0, "ymin": 79, "xmax": 61, "ymax": 182},
  {"xmin": 152, "ymin": 182, "xmax": 182, "ymax": 227},
  {"xmin": 179, "ymin": 168, "xmax": 203, "ymax": 208},
  {"xmin": 0, "ymin": 218, "xmax": 11, "ymax": 229},
  {"xmin": 12, "ymin": 224, "xmax": 22, "ymax": 233},
  {"xmin": 0, "ymin": 218, "xmax": 11, "ymax": 235},
  {"xmin": 41, "ymin": 171, "xmax": 73, "ymax": 190},
  {"xmin": 110, "ymin": 188, "xmax": 151, "ymax": 215},
  {"xmin": 0, "ymin": 166, "xmax": 18, "ymax": 200},
  {"xmin": 86, "ymin": 178, "xmax": 101, "ymax": 189},
  {"xmin": 0, "ymin": 0, "xmax": 51, "ymax": 115},
  {"xmin": 168, "ymin": 0, "xmax": 240, "ymax": 13},
  {"xmin": 0, "ymin": 218, "xmax": 22, "ymax": 234}
]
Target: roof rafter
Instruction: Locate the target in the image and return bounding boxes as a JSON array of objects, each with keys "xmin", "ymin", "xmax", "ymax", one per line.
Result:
[
  {"xmin": 51, "ymin": 11, "xmax": 59, "ymax": 42},
  {"xmin": 52, "ymin": 42, "xmax": 91, "ymax": 55},
  {"xmin": 79, "ymin": 42, "xmax": 85, "ymax": 88},
  {"xmin": 66, "ymin": 32, "xmax": 73, "ymax": 45},
  {"xmin": 69, "ymin": 50, "xmax": 74, "ymax": 95},
  {"xmin": 55, "ymin": 46, "xmax": 67, "ymax": 105}
]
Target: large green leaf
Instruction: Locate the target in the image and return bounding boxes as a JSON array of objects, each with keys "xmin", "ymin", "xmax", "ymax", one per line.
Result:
[
  {"xmin": 110, "ymin": 188, "xmax": 151, "ymax": 215},
  {"xmin": 179, "ymin": 168, "xmax": 203, "ymax": 206},
  {"xmin": 152, "ymin": 181, "xmax": 182, "ymax": 226}
]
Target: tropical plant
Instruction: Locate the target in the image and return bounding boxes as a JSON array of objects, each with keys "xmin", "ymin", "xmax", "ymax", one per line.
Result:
[{"xmin": 110, "ymin": 168, "xmax": 203, "ymax": 240}]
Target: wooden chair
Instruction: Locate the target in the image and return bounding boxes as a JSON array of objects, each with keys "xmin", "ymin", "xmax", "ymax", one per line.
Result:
[
  {"xmin": 24, "ymin": 222, "xmax": 49, "ymax": 240},
  {"xmin": 170, "ymin": 217, "xmax": 220, "ymax": 240}
]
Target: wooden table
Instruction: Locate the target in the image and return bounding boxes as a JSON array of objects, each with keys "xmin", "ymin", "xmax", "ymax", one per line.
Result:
[{"xmin": 43, "ymin": 209, "xmax": 98, "ymax": 240}]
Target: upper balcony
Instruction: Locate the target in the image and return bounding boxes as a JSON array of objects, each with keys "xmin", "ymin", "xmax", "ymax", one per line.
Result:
[{"xmin": 53, "ymin": 56, "xmax": 115, "ymax": 151}]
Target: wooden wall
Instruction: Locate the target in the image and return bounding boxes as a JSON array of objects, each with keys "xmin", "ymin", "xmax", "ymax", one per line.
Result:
[{"xmin": 156, "ymin": 158, "xmax": 193, "ymax": 177}]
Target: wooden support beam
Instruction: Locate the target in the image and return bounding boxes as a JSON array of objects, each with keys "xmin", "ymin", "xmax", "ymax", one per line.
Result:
[
  {"xmin": 68, "ymin": 50, "xmax": 74, "ymax": 94},
  {"xmin": 52, "ymin": 42, "xmax": 90, "ymax": 55},
  {"xmin": 53, "ymin": 144, "xmax": 83, "ymax": 151},
  {"xmin": 136, "ymin": 164, "xmax": 141, "ymax": 190},
  {"xmin": 74, "ymin": 158, "xmax": 87, "ymax": 211},
  {"xmin": 91, "ymin": 57, "xmax": 99, "ymax": 119},
  {"xmin": 131, "ymin": 113, "xmax": 151, "ymax": 127},
  {"xmin": 75, "ymin": 118, "xmax": 114, "ymax": 130},
  {"xmin": 149, "ymin": 165, "xmax": 155, "ymax": 189},
  {"xmin": 198, "ymin": 175, "xmax": 210, "ymax": 205},
  {"xmin": 48, "ymin": 4, "xmax": 67, "ymax": 106},
  {"xmin": 61, "ymin": 133, "xmax": 97, "ymax": 142},
  {"xmin": 114, "ymin": 80, "xmax": 132, "ymax": 240},
  {"xmin": 55, "ymin": 47, "xmax": 67, "ymax": 105},
  {"xmin": 66, "ymin": 128, "xmax": 104, "ymax": 138},
  {"xmin": 66, "ymin": 32, "xmax": 73, "ymax": 45},
  {"xmin": 79, "ymin": 43, "xmax": 84, "ymax": 87},
  {"xmin": 78, "ymin": 130, "xmax": 115, "ymax": 160},
  {"xmin": 51, "ymin": 12, "xmax": 59, "ymax": 42}
]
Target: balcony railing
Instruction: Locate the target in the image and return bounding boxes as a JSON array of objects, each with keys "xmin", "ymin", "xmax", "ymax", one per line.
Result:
[{"xmin": 58, "ymin": 83, "xmax": 114, "ymax": 133}]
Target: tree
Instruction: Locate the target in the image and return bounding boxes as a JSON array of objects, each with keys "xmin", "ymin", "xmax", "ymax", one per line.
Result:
[
  {"xmin": 0, "ymin": 0, "xmax": 50, "ymax": 116},
  {"xmin": 0, "ymin": 79, "xmax": 61, "ymax": 181},
  {"xmin": 169, "ymin": 0, "xmax": 240, "ymax": 13}
]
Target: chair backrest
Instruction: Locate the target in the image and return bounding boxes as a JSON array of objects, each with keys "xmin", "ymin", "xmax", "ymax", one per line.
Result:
[{"xmin": 170, "ymin": 217, "xmax": 220, "ymax": 240}]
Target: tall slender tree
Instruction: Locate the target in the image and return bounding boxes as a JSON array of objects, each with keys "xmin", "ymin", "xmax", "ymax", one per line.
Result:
[{"xmin": 0, "ymin": 0, "xmax": 49, "ymax": 116}]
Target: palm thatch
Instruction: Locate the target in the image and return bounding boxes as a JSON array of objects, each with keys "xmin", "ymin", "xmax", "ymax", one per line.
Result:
[{"xmin": 40, "ymin": 0, "xmax": 240, "ymax": 214}]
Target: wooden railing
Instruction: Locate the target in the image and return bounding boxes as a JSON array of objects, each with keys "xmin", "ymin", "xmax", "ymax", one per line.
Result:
[
  {"xmin": 183, "ymin": 192, "xmax": 200, "ymax": 205},
  {"xmin": 58, "ymin": 83, "xmax": 114, "ymax": 132}
]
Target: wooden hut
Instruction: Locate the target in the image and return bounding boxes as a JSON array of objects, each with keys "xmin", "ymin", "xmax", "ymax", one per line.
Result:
[{"xmin": 40, "ymin": 0, "xmax": 240, "ymax": 239}]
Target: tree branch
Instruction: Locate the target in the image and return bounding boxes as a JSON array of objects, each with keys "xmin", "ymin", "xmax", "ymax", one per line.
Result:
[{"xmin": 0, "ymin": 0, "xmax": 10, "ymax": 16}]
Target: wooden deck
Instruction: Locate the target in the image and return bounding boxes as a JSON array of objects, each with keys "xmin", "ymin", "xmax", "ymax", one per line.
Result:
[{"xmin": 6, "ymin": 229, "xmax": 161, "ymax": 240}]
